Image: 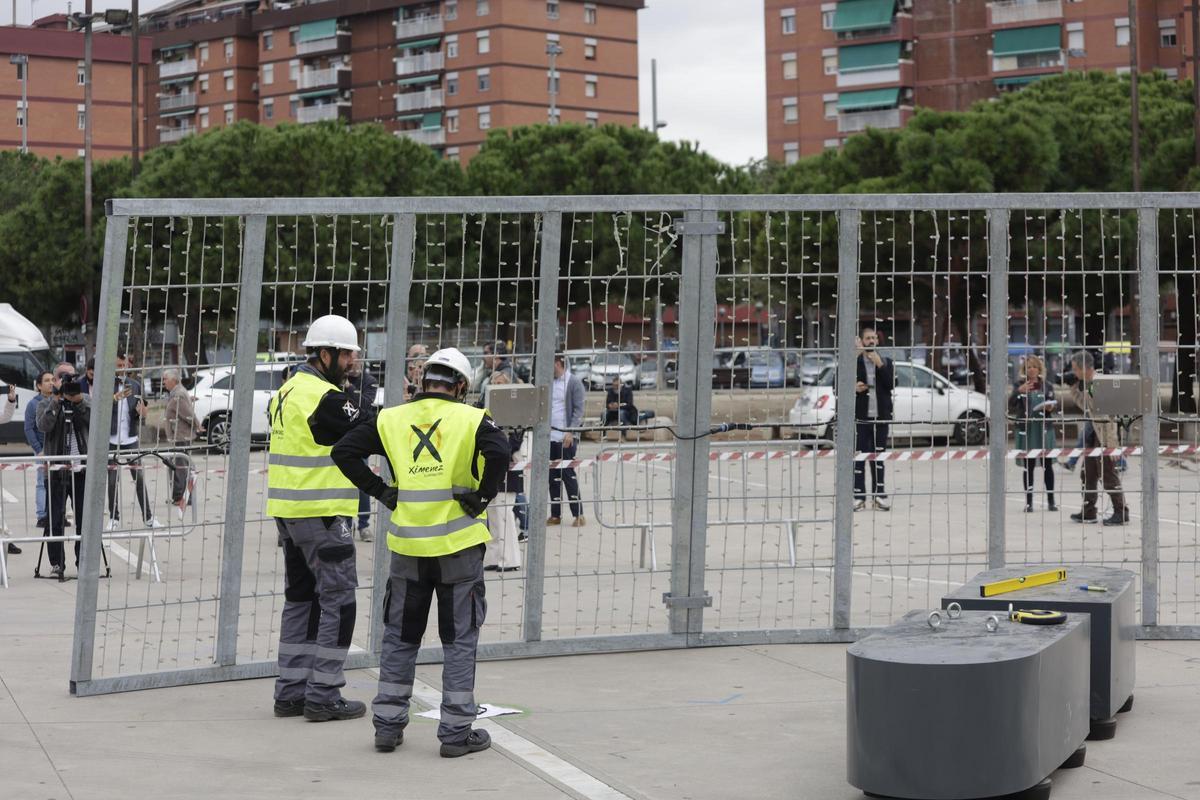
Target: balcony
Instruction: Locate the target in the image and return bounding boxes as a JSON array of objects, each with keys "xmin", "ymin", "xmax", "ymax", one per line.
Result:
[
  {"xmin": 838, "ymin": 107, "xmax": 903, "ymax": 134},
  {"xmin": 397, "ymin": 127, "xmax": 445, "ymax": 146},
  {"xmin": 159, "ymin": 58, "xmax": 198, "ymax": 79},
  {"xmin": 836, "ymin": 14, "xmax": 913, "ymax": 42},
  {"xmin": 395, "ymin": 88, "xmax": 444, "ymax": 112},
  {"xmin": 296, "ymin": 103, "xmax": 349, "ymax": 124},
  {"xmin": 396, "ymin": 52, "xmax": 444, "ymax": 76},
  {"xmin": 298, "ymin": 67, "xmax": 352, "ymax": 91},
  {"xmin": 159, "ymin": 126, "xmax": 195, "ymax": 143},
  {"xmin": 296, "ymin": 32, "xmax": 351, "ymax": 56},
  {"xmin": 989, "ymin": 0, "xmax": 1063, "ymax": 26},
  {"xmin": 159, "ymin": 93, "xmax": 197, "ymax": 113},
  {"xmin": 396, "ymin": 15, "xmax": 443, "ymax": 40}
]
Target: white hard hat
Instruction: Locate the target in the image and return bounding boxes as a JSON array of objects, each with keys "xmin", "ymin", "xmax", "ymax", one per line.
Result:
[
  {"xmin": 423, "ymin": 347, "xmax": 473, "ymax": 386},
  {"xmin": 302, "ymin": 315, "xmax": 360, "ymax": 352}
]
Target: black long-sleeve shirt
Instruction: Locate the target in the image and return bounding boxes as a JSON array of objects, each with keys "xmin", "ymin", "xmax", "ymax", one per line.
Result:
[
  {"xmin": 331, "ymin": 392, "xmax": 511, "ymax": 502},
  {"xmin": 291, "ymin": 363, "xmax": 365, "ymax": 446}
]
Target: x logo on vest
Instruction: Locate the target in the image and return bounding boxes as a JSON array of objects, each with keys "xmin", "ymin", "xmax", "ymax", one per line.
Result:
[
  {"xmin": 270, "ymin": 387, "xmax": 292, "ymax": 432},
  {"xmin": 411, "ymin": 419, "xmax": 443, "ymax": 463}
]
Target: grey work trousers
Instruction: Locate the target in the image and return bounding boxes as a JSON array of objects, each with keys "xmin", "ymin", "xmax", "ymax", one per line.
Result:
[
  {"xmin": 373, "ymin": 544, "xmax": 486, "ymax": 745},
  {"xmin": 274, "ymin": 516, "xmax": 358, "ymax": 705}
]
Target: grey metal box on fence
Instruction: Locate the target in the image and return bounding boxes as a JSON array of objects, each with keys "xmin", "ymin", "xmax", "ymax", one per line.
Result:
[
  {"xmin": 486, "ymin": 384, "xmax": 550, "ymax": 427},
  {"xmin": 1091, "ymin": 375, "xmax": 1156, "ymax": 416}
]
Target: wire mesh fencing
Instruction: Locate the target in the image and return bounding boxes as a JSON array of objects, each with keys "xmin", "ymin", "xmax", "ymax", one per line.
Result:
[{"xmin": 59, "ymin": 194, "xmax": 1198, "ymax": 697}]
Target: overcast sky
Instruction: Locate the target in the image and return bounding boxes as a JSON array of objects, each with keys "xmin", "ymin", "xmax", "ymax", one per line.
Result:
[{"xmin": 13, "ymin": 0, "xmax": 767, "ymax": 166}]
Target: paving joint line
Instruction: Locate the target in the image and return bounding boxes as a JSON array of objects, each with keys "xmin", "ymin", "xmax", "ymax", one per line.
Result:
[{"xmin": 0, "ymin": 671, "xmax": 77, "ymax": 800}]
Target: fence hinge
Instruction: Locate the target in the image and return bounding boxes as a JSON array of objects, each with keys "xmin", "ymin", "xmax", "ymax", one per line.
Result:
[
  {"xmin": 662, "ymin": 591, "xmax": 713, "ymax": 609},
  {"xmin": 672, "ymin": 220, "xmax": 726, "ymax": 236}
]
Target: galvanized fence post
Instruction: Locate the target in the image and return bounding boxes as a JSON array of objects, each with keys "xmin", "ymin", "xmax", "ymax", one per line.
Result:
[
  {"xmin": 669, "ymin": 207, "xmax": 719, "ymax": 636},
  {"xmin": 832, "ymin": 209, "xmax": 860, "ymax": 630},
  {"xmin": 214, "ymin": 215, "xmax": 268, "ymax": 666},
  {"xmin": 523, "ymin": 210, "xmax": 562, "ymax": 643},
  {"xmin": 987, "ymin": 209, "xmax": 1010, "ymax": 570},
  {"xmin": 369, "ymin": 212, "xmax": 416, "ymax": 656},
  {"xmin": 1138, "ymin": 206, "xmax": 1160, "ymax": 627},
  {"xmin": 71, "ymin": 212, "xmax": 129, "ymax": 692}
]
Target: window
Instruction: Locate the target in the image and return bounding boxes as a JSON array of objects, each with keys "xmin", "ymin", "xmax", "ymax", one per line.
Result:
[
  {"xmin": 821, "ymin": 7, "xmax": 835, "ymax": 30},
  {"xmin": 823, "ymin": 138, "xmax": 839, "ymax": 149},
  {"xmin": 824, "ymin": 98, "xmax": 837, "ymax": 119},
  {"xmin": 477, "ymin": 0, "xmax": 489, "ymax": 16},
  {"xmin": 585, "ymin": 75, "xmax": 597, "ymax": 97},
  {"xmin": 446, "ymin": 146, "xmax": 460, "ymax": 163},
  {"xmin": 586, "ymin": 111, "xmax": 599, "ymax": 128},
  {"xmin": 225, "ymin": 107, "xmax": 234, "ymax": 125},
  {"xmin": 584, "ymin": 38, "xmax": 597, "ymax": 59},
  {"xmin": 1067, "ymin": 26, "xmax": 1084, "ymax": 52},
  {"xmin": 262, "ymin": 64, "xmax": 274, "ymax": 85},
  {"xmin": 447, "ymin": 72, "xmax": 459, "ymax": 95},
  {"xmin": 478, "ymin": 106, "xmax": 491, "ymax": 129},
  {"xmin": 290, "ymin": 98, "xmax": 299, "ymax": 117},
  {"xmin": 547, "ymin": 1, "xmax": 559, "ymax": 19},
  {"xmin": 584, "ymin": 3, "xmax": 597, "ymax": 24},
  {"xmin": 1116, "ymin": 18, "xmax": 1130, "ymax": 47},
  {"xmin": 254, "ymin": 369, "xmax": 286, "ymax": 391},
  {"xmin": 289, "ymin": 60, "xmax": 299, "ymax": 81},
  {"xmin": 198, "ymin": 43, "xmax": 209, "ymax": 64},
  {"xmin": 264, "ymin": 99, "xmax": 274, "ymax": 120},
  {"xmin": 1165, "ymin": 67, "xmax": 1179, "ymax": 78},
  {"xmin": 477, "ymin": 68, "xmax": 490, "ymax": 91},
  {"xmin": 781, "ymin": 8, "xmax": 796, "ymax": 35},
  {"xmin": 782, "ymin": 97, "xmax": 798, "ymax": 123},
  {"xmin": 447, "ymin": 35, "xmax": 459, "ymax": 58},
  {"xmin": 263, "ymin": 31, "xmax": 273, "ymax": 51},
  {"xmin": 212, "ymin": 375, "xmax": 234, "ymax": 390},
  {"xmin": 894, "ymin": 365, "xmax": 934, "ymax": 389},
  {"xmin": 823, "ymin": 52, "xmax": 837, "ymax": 75},
  {"xmin": 782, "ymin": 52, "xmax": 797, "ymax": 80},
  {"xmin": 1161, "ymin": 20, "xmax": 1177, "ymax": 48},
  {"xmin": 224, "ymin": 38, "xmax": 234, "ymax": 60},
  {"xmin": 783, "ymin": 143, "xmax": 799, "ymax": 165},
  {"xmin": 199, "ymin": 76, "xmax": 209, "ymax": 94},
  {"xmin": 477, "ymin": 31, "xmax": 490, "ymax": 54},
  {"xmin": 445, "ymin": 1, "xmax": 457, "ymax": 20},
  {"xmin": 77, "ymin": 109, "xmax": 86, "ymax": 130},
  {"xmin": 77, "ymin": 63, "xmax": 86, "ymax": 85},
  {"xmin": 447, "ymin": 109, "xmax": 459, "ymax": 132},
  {"xmin": 289, "ymin": 29, "xmax": 297, "ymax": 46},
  {"xmin": 225, "ymin": 74, "xmax": 234, "ymax": 92},
  {"xmin": 200, "ymin": 108, "xmax": 210, "ymax": 128}
]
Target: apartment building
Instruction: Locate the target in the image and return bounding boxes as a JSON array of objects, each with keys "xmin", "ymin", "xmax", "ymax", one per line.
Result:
[
  {"xmin": 143, "ymin": 0, "xmax": 642, "ymax": 162},
  {"xmin": 0, "ymin": 16, "xmax": 151, "ymax": 160},
  {"xmin": 766, "ymin": 0, "xmax": 1199, "ymax": 162}
]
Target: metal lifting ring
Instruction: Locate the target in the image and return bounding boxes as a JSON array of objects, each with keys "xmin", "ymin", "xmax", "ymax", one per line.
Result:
[
  {"xmin": 946, "ymin": 602, "xmax": 962, "ymax": 620},
  {"xmin": 927, "ymin": 610, "xmax": 943, "ymax": 630},
  {"xmin": 986, "ymin": 615, "xmax": 1000, "ymax": 632}
]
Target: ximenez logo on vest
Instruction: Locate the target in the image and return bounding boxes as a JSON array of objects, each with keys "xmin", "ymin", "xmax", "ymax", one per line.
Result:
[{"xmin": 409, "ymin": 420, "xmax": 445, "ymax": 476}]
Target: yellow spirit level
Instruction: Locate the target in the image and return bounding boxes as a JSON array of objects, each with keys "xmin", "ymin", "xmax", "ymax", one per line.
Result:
[{"xmin": 979, "ymin": 568, "xmax": 1067, "ymax": 598}]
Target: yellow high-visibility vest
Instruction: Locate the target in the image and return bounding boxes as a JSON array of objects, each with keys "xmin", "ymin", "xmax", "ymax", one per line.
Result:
[
  {"xmin": 265, "ymin": 369, "xmax": 359, "ymax": 519},
  {"xmin": 377, "ymin": 397, "xmax": 491, "ymax": 557}
]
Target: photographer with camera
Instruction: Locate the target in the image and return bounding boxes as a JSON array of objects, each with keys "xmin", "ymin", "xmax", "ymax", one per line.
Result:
[
  {"xmin": 105, "ymin": 353, "xmax": 161, "ymax": 531},
  {"xmin": 36, "ymin": 364, "xmax": 90, "ymax": 578},
  {"xmin": 0, "ymin": 381, "xmax": 16, "ymax": 425}
]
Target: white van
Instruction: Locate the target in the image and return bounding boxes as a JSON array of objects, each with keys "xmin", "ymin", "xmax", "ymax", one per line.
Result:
[{"xmin": 0, "ymin": 304, "xmax": 53, "ymax": 444}]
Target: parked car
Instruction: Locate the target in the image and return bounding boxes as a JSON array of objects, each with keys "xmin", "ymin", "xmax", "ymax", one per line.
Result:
[
  {"xmin": 637, "ymin": 357, "xmax": 678, "ymax": 389},
  {"xmin": 710, "ymin": 350, "xmax": 749, "ymax": 389},
  {"xmin": 800, "ymin": 351, "xmax": 837, "ymax": 385},
  {"xmin": 746, "ymin": 350, "xmax": 787, "ymax": 388},
  {"xmin": 563, "ymin": 348, "xmax": 602, "ymax": 385},
  {"xmin": 788, "ymin": 362, "xmax": 989, "ymax": 445},
  {"xmin": 588, "ymin": 351, "xmax": 637, "ymax": 390},
  {"xmin": 191, "ymin": 361, "xmax": 294, "ymax": 449}
]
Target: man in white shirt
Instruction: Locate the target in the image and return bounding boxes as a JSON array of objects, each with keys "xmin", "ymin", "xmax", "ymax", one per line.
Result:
[
  {"xmin": 106, "ymin": 353, "xmax": 161, "ymax": 530},
  {"xmin": 548, "ymin": 354, "xmax": 585, "ymax": 527}
]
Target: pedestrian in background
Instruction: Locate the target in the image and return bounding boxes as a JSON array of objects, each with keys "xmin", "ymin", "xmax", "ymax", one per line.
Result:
[
  {"xmin": 105, "ymin": 353, "xmax": 161, "ymax": 531},
  {"xmin": 345, "ymin": 352, "xmax": 378, "ymax": 542},
  {"xmin": 548, "ymin": 353, "xmax": 585, "ymax": 527},
  {"xmin": 404, "ymin": 343, "xmax": 429, "ymax": 400},
  {"xmin": 481, "ymin": 371, "xmax": 522, "ymax": 571},
  {"xmin": 2, "ymin": 382, "xmax": 22, "ymax": 554},
  {"xmin": 1009, "ymin": 355, "xmax": 1057, "ymax": 512},
  {"xmin": 603, "ymin": 375, "xmax": 637, "ymax": 439},
  {"xmin": 853, "ymin": 327, "xmax": 894, "ymax": 511},
  {"xmin": 36, "ymin": 364, "xmax": 89, "ymax": 578},
  {"xmin": 158, "ymin": 369, "xmax": 202, "ymax": 521},
  {"xmin": 1068, "ymin": 352, "xmax": 1128, "ymax": 526},
  {"xmin": 20, "ymin": 371, "xmax": 56, "ymax": 554}
]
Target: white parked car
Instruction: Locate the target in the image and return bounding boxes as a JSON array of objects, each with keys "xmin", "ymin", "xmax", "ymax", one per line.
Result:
[
  {"xmin": 191, "ymin": 362, "xmax": 294, "ymax": 449},
  {"xmin": 788, "ymin": 362, "xmax": 989, "ymax": 445},
  {"xmin": 587, "ymin": 351, "xmax": 637, "ymax": 390}
]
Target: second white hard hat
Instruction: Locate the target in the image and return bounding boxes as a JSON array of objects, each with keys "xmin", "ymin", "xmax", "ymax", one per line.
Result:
[
  {"xmin": 302, "ymin": 315, "xmax": 361, "ymax": 352},
  {"xmin": 423, "ymin": 347, "xmax": 473, "ymax": 386}
]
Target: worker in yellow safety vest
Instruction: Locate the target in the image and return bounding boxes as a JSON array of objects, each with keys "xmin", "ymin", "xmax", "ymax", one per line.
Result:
[
  {"xmin": 332, "ymin": 347, "xmax": 510, "ymax": 757},
  {"xmin": 267, "ymin": 314, "xmax": 370, "ymax": 722}
]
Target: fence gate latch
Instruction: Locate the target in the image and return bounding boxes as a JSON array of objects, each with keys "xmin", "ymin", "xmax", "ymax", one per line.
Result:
[
  {"xmin": 662, "ymin": 591, "xmax": 713, "ymax": 609},
  {"xmin": 672, "ymin": 220, "xmax": 726, "ymax": 236}
]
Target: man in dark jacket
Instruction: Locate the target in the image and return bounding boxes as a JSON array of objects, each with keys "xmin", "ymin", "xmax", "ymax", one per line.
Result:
[
  {"xmin": 603, "ymin": 376, "xmax": 637, "ymax": 436},
  {"xmin": 105, "ymin": 353, "xmax": 160, "ymax": 530},
  {"xmin": 344, "ymin": 353, "xmax": 379, "ymax": 541},
  {"xmin": 853, "ymin": 327, "xmax": 894, "ymax": 511},
  {"xmin": 36, "ymin": 364, "xmax": 90, "ymax": 578}
]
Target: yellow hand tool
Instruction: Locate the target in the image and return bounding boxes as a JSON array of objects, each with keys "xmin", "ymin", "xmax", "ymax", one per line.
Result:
[
  {"xmin": 979, "ymin": 568, "xmax": 1067, "ymax": 598},
  {"xmin": 1010, "ymin": 609, "xmax": 1068, "ymax": 626}
]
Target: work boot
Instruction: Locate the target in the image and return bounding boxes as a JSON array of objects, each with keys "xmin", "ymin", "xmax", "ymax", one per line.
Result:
[
  {"xmin": 546, "ymin": 516, "xmax": 561, "ymax": 525},
  {"xmin": 1047, "ymin": 495, "xmax": 1058, "ymax": 512},
  {"xmin": 7, "ymin": 542, "xmax": 21, "ymax": 555},
  {"xmin": 1070, "ymin": 512, "xmax": 1098, "ymax": 524},
  {"xmin": 273, "ymin": 698, "xmax": 305, "ymax": 718},
  {"xmin": 358, "ymin": 526, "xmax": 373, "ymax": 543},
  {"xmin": 1102, "ymin": 512, "xmax": 1127, "ymax": 527},
  {"xmin": 440, "ymin": 728, "xmax": 491, "ymax": 758},
  {"xmin": 375, "ymin": 729, "xmax": 405, "ymax": 753},
  {"xmin": 304, "ymin": 697, "xmax": 367, "ymax": 722}
]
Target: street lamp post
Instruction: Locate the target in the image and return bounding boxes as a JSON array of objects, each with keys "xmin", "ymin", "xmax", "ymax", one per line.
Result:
[
  {"xmin": 9, "ymin": 54, "xmax": 28, "ymax": 153},
  {"xmin": 546, "ymin": 42, "xmax": 562, "ymax": 124},
  {"xmin": 651, "ymin": 58, "xmax": 667, "ymax": 133}
]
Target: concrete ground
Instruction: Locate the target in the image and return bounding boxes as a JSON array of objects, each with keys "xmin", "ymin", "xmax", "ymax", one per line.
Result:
[{"xmin": 2, "ymin": 578, "xmax": 1199, "ymax": 800}]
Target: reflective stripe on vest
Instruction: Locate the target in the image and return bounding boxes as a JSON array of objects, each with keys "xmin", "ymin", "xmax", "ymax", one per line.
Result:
[
  {"xmin": 266, "ymin": 370, "xmax": 359, "ymax": 519},
  {"xmin": 377, "ymin": 398, "xmax": 491, "ymax": 558}
]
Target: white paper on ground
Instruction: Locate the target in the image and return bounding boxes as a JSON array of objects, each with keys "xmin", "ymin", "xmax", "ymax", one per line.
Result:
[{"xmin": 417, "ymin": 703, "xmax": 522, "ymax": 721}]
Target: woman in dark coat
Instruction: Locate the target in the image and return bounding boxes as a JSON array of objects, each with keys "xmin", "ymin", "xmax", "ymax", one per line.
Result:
[{"xmin": 1009, "ymin": 355, "xmax": 1057, "ymax": 512}]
